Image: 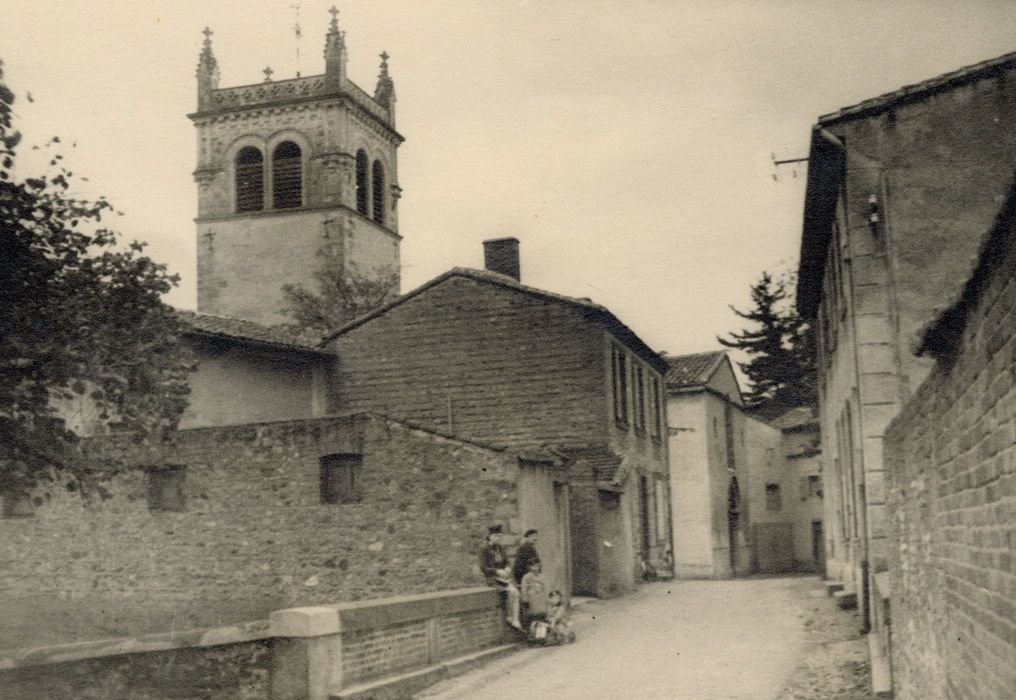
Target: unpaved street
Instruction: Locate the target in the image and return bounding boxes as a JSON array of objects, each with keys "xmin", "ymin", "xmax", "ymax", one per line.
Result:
[{"xmin": 418, "ymin": 576, "xmax": 864, "ymax": 700}]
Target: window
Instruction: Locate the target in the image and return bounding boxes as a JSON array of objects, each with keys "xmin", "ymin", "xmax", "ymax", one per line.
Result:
[
  {"xmin": 809, "ymin": 474, "xmax": 823, "ymax": 499},
  {"xmin": 650, "ymin": 375, "xmax": 662, "ymax": 438},
  {"xmin": 2, "ymin": 491, "xmax": 34, "ymax": 518},
  {"xmin": 147, "ymin": 465, "xmax": 186, "ymax": 512},
  {"xmin": 765, "ymin": 483, "xmax": 782, "ymax": 511},
  {"xmin": 235, "ymin": 146, "xmax": 264, "ymax": 212},
  {"xmin": 272, "ymin": 141, "xmax": 302, "ymax": 209},
  {"xmin": 724, "ymin": 403, "xmax": 736, "ymax": 471},
  {"xmin": 371, "ymin": 160, "xmax": 385, "ymax": 225},
  {"xmin": 610, "ymin": 345, "xmax": 628, "ymax": 425},
  {"xmin": 320, "ymin": 453, "xmax": 362, "ymax": 504},
  {"xmin": 633, "ymin": 365, "xmax": 647, "ymax": 432},
  {"xmin": 355, "ymin": 150, "xmax": 369, "ymax": 215}
]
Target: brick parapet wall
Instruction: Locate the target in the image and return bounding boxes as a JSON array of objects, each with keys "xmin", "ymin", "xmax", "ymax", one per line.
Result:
[
  {"xmin": 0, "ymin": 588, "xmax": 503, "ymax": 699},
  {"xmin": 0, "ymin": 414, "xmax": 521, "ymax": 647},
  {"xmin": 883, "ymin": 215, "xmax": 1016, "ymax": 699}
]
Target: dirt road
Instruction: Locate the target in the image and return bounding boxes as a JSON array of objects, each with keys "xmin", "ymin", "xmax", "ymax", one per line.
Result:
[{"xmin": 417, "ymin": 576, "xmax": 865, "ymax": 700}]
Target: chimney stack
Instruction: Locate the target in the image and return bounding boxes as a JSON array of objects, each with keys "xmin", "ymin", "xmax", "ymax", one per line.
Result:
[{"xmin": 483, "ymin": 237, "xmax": 520, "ymax": 281}]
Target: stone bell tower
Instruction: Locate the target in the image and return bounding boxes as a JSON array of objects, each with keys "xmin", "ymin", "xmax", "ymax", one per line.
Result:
[{"xmin": 190, "ymin": 7, "xmax": 403, "ymax": 326}]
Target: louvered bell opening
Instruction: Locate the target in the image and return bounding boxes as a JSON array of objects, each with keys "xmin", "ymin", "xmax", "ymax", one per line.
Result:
[
  {"xmin": 235, "ymin": 147, "xmax": 264, "ymax": 213},
  {"xmin": 355, "ymin": 150, "xmax": 369, "ymax": 215},
  {"xmin": 272, "ymin": 142, "xmax": 302, "ymax": 209},
  {"xmin": 371, "ymin": 160, "xmax": 385, "ymax": 225}
]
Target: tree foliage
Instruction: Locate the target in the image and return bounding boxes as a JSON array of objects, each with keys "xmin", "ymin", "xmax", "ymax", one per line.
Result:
[
  {"xmin": 281, "ymin": 243, "xmax": 399, "ymax": 337},
  {"xmin": 0, "ymin": 61, "xmax": 193, "ymax": 500},
  {"xmin": 718, "ymin": 270, "xmax": 816, "ymax": 417}
]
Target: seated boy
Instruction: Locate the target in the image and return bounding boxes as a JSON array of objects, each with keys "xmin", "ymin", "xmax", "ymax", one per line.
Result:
[{"xmin": 545, "ymin": 590, "xmax": 576, "ymax": 645}]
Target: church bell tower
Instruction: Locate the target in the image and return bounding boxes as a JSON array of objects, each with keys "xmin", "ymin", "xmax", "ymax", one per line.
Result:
[{"xmin": 190, "ymin": 7, "xmax": 403, "ymax": 326}]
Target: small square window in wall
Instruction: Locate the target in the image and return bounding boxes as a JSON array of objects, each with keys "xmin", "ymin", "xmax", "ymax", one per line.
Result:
[
  {"xmin": 147, "ymin": 465, "xmax": 187, "ymax": 512},
  {"xmin": 765, "ymin": 483, "xmax": 782, "ymax": 511},
  {"xmin": 320, "ymin": 453, "xmax": 363, "ymax": 504},
  {"xmin": 2, "ymin": 491, "xmax": 34, "ymax": 518}
]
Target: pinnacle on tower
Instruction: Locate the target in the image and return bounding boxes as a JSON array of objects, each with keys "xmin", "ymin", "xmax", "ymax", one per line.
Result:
[
  {"xmin": 374, "ymin": 50, "xmax": 395, "ymax": 109},
  {"xmin": 324, "ymin": 5, "xmax": 347, "ymax": 89},
  {"xmin": 196, "ymin": 27, "xmax": 220, "ymax": 109}
]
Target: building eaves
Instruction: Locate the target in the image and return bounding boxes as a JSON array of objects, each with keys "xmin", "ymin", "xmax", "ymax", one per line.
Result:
[
  {"xmin": 177, "ymin": 310, "xmax": 332, "ymax": 357},
  {"xmin": 321, "ymin": 267, "xmax": 669, "ymax": 374},
  {"xmin": 817, "ymin": 50, "xmax": 1016, "ymax": 127}
]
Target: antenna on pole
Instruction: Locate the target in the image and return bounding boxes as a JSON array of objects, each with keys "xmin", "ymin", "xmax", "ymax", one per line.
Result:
[
  {"xmin": 292, "ymin": 2, "xmax": 303, "ymax": 77},
  {"xmin": 771, "ymin": 152, "xmax": 808, "ymax": 181}
]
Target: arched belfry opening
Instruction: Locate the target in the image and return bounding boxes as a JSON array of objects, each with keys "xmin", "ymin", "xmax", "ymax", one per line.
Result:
[
  {"xmin": 355, "ymin": 150, "xmax": 369, "ymax": 216},
  {"xmin": 371, "ymin": 160, "xmax": 385, "ymax": 225},
  {"xmin": 272, "ymin": 141, "xmax": 302, "ymax": 209},
  {"xmin": 235, "ymin": 146, "xmax": 264, "ymax": 212}
]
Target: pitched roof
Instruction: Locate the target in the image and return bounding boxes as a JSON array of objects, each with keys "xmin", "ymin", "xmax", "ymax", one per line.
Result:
[
  {"xmin": 321, "ymin": 267, "xmax": 668, "ymax": 374},
  {"xmin": 662, "ymin": 351, "xmax": 727, "ymax": 390},
  {"xmin": 818, "ymin": 50, "xmax": 1016, "ymax": 127},
  {"xmin": 177, "ymin": 310, "xmax": 331, "ymax": 356}
]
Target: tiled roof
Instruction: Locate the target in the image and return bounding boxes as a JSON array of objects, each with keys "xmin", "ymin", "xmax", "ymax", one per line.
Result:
[
  {"xmin": 818, "ymin": 50, "xmax": 1016, "ymax": 126},
  {"xmin": 322, "ymin": 267, "xmax": 668, "ymax": 374},
  {"xmin": 560, "ymin": 447, "xmax": 624, "ymax": 484},
  {"xmin": 176, "ymin": 310, "xmax": 330, "ymax": 355},
  {"xmin": 662, "ymin": 351, "xmax": 727, "ymax": 389}
]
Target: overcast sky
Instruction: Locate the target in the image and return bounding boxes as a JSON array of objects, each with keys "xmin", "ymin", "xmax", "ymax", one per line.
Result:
[{"xmin": 4, "ymin": 1, "xmax": 1016, "ymax": 356}]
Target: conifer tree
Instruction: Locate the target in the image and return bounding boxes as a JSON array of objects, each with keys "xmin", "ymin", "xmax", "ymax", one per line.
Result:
[{"xmin": 718, "ymin": 271, "xmax": 816, "ymax": 416}]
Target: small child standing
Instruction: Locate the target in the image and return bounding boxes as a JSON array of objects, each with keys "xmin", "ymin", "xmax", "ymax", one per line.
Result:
[
  {"xmin": 520, "ymin": 561, "xmax": 549, "ymax": 641},
  {"xmin": 545, "ymin": 590, "xmax": 576, "ymax": 645}
]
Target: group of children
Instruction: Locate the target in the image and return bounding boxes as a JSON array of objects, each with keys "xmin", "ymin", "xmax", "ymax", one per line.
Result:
[{"xmin": 479, "ymin": 525, "xmax": 575, "ymax": 646}]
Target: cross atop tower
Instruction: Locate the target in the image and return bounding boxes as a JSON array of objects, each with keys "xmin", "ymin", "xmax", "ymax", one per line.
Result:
[
  {"xmin": 263, "ymin": 66, "xmax": 274, "ymax": 82},
  {"xmin": 202, "ymin": 26, "xmax": 213, "ymax": 41},
  {"xmin": 328, "ymin": 5, "xmax": 339, "ymax": 32}
]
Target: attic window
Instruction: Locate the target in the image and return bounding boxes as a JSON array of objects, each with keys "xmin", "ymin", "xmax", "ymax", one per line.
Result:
[
  {"xmin": 235, "ymin": 146, "xmax": 264, "ymax": 212},
  {"xmin": 147, "ymin": 465, "xmax": 187, "ymax": 513},
  {"xmin": 320, "ymin": 453, "xmax": 362, "ymax": 504},
  {"xmin": 272, "ymin": 141, "xmax": 302, "ymax": 209}
]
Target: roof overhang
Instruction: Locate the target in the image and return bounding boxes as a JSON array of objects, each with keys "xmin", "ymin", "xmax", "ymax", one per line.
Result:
[{"xmin": 796, "ymin": 128, "xmax": 846, "ymax": 319}]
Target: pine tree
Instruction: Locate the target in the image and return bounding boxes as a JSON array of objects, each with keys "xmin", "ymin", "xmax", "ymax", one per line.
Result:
[{"xmin": 718, "ymin": 271, "xmax": 816, "ymax": 417}]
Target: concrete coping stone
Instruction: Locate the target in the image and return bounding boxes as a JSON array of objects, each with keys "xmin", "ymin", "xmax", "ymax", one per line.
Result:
[
  {"xmin": 0, "ymin": 619, "xmax": 272, "ymax": 671},
  {"xmin": 0, "ymin": 587, "xmax": 497, "ymax": 670}
]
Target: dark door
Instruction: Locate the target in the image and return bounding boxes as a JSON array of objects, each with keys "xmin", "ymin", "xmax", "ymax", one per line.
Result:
[{"xmin": 812, "ymin": 520, "xmax": 825, "ymax": 572}]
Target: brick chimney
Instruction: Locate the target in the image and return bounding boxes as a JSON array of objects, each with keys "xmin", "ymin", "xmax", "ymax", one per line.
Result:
[{"xmin": 483, "ymin": 237, "xmax": 520, "ymax": 281}]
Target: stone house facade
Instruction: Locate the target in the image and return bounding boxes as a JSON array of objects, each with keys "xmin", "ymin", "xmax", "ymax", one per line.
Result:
[
  {"xmin": 324, "ymin": 240, "xmax": 673, "ymax": 598},
  {"xmin": 664, "ymin": 352, "xmax": 822, "ymax": 578},
  {"xmin": 796, "ymin": 50, "xmax": 1016, "ymax": 693},
  {"xmin": 882, "ymin": 184, "xmax": 1016, "ymax": 700},
  {"xmin": 0, "ymin": 413, "xmax": 567, "ymax": 647},
  {"xmin": 190, "ymin": 14, "xmax": 402, "ymax": 326}
]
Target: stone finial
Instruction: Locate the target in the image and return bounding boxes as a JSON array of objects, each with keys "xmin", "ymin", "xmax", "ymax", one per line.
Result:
[
  {"xmin": 196, "ymin": 26, "xmax": 220, "ymax": 109},
  {"xmin": 263, "ymin": 66, "xmax": 274, "ymax": 82},
  {"xmin": 374, "ymin": 50, "xmax": 395, "ymax": 111},
  {"xmin": 324, "ymin": 6, "xmax": 347, "ymax": 88}
]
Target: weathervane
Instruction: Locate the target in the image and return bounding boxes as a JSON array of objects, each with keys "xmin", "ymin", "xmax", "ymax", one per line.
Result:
[{"xmin": 292, "ymin": 2, "xmax": 303, "ymax": 77}]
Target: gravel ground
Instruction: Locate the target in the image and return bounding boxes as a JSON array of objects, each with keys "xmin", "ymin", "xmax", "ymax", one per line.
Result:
[{"xmin": 776, "ymin": 586, "xmax": 873, "ymax": 699}]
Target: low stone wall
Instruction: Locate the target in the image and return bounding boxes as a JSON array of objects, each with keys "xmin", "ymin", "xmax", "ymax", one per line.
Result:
[
  {"xmin": 0, "ymin": 588, "xmax": 504, "ymax": 700},
  {"xmin": 0, "ymin": 414, "xmax": 522, "ymax": 647}
]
